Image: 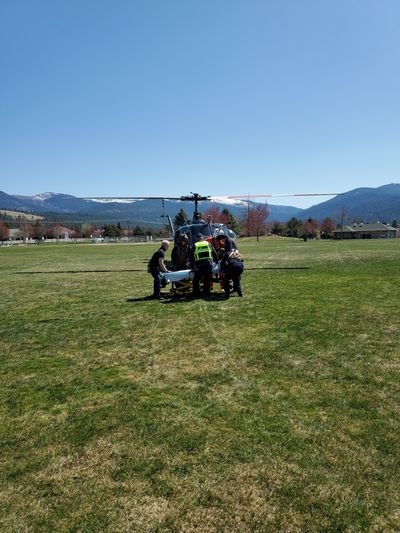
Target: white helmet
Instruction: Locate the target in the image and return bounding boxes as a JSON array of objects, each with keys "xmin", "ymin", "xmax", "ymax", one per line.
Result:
[{"xmin": 213, "ymin": 228, "xmax": 225, "ymax": 238}]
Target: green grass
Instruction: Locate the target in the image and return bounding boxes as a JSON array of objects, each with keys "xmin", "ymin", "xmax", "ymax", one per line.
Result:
[{"xmin": 1, "ymin": 239, "xmax": 400, "ymax": 532}]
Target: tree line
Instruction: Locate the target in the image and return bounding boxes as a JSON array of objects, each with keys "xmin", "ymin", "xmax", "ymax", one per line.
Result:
[
  {"xmin": 0, "ymin": 220, "xmax": 170, "ymax": 241},
  {"xmin": 2, "ymin": 207, "xmax": 397, "ymax": 243},
  {"xmin": 174, "ymin": 206, "xmax": 338, "ymax": 240}
]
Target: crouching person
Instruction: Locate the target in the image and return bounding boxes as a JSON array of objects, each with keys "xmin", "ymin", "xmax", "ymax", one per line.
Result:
[
  {"xmin": 148, "ymin": 240, "xmax": 170, "ymax": 299},
  {"xmin": 220, "ymin": 249, "xmax": 244, "ymax": 298}
]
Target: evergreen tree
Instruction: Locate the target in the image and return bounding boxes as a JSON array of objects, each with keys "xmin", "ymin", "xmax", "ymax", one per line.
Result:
[
  {"xmin": 221, "ymin": 208, "xmax": 240, "ymax": 234},
  {"xmin": 174, "ymin": 208, "xmax": 188, "ymax": 227},
  {"xmin": 103, "ymin": 224, "xmax": 122, "ymax": 237},
  {"xmin": 285, "ymin": 217, "xmax": 303, "ymax": 238},
  {"xmin": 270, "ymin": 221, "xmax": 285, "ymax": 236},
  {"xmin": 133, "ymin": 225, "xmax": 144, "ymax": 236}
]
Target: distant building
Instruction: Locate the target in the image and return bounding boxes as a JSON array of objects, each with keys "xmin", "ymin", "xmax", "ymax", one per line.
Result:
[{"xmin": 332, "ymin": 222, "xmax": 398, "ymax": 239}]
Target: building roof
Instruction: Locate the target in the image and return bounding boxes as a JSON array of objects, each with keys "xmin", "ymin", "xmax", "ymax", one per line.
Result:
[{"xmin": 332, "ymin": 222, "xmax": 397, "ymax": 233}]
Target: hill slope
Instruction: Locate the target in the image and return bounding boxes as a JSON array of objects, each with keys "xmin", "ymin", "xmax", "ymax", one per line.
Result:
[{"xmin": 300, "ymin": 184, "xmax": 400, "ymax": 222}]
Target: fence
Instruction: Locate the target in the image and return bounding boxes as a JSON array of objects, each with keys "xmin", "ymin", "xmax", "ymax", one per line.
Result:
[{"xmin": 0, "ymin": 236, "xmax": 154, "ymax": 246}]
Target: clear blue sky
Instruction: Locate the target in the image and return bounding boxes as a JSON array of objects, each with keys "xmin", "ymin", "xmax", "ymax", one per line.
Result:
[{"xmin": 1, "ymin": 0, "xmax": 399, "ymax": 207}]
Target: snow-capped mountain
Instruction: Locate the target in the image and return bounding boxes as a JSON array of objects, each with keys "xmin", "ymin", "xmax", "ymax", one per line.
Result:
[{"xmin": 0, "ymin": 191, "xmax": 302, "ymax": 222}]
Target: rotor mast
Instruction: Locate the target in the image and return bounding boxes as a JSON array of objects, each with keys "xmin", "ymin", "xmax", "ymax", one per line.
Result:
[{"xmin": 180, "ymin": 192, "xmax": 210, "ymax": 222}]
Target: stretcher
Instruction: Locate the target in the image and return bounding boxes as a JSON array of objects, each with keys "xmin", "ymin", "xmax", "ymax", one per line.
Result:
[{"xmin": 161, "ymin": 263, "xmax": 221, "ymax": 295}]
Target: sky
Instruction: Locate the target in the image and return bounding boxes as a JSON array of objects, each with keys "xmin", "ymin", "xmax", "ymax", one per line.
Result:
[{"xmin": 1, "ymin": 0, "xmax": 399, "ymax": 208}]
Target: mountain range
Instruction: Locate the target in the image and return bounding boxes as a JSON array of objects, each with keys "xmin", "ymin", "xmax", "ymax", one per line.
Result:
[
  {"xmin": 0, "ymin": 191, "xmax": 301, "ymax": 225},
  {"xmin": 1, "ymin": 184, "xmax": 400, "ymax": 225}
]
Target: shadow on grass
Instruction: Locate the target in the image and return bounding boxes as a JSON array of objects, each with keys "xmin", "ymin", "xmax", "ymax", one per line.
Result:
[
  {"xmin": 247, "ymin": 267, "xmax": 310, "ymax": 270},
  {"xmin": 125, "ymin": 294, "xmax": 172, "ymax": 303},
  {"xmin": 15, "ymin": 266, "xmax": 310, "ymax": 275},
  {"xmin": 126, "ymin": 293, "xmax": 229, "ymax": 304},
  {"xmin": 15, "ymin": 269, "xmax": 145, "ymax": 275}
]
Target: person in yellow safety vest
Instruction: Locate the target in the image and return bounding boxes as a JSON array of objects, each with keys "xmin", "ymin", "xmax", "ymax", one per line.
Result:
[{"xmin": 190, "ymin": 234, "xmax": 217, "ymax": 297}]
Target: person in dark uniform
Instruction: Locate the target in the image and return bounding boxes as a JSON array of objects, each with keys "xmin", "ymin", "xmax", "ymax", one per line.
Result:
[
  {"xmin": 220, "ymin": 248, "xmax": 244, "ymax": 298},
  {"xmin": 171, "ymin": 234, "xmax": 190, "ymax": 270},
  {"xmin": 148, "ymin": 240, "xmax": 170, "ymax": 299},
  {"xmin": 190, "ymin": 234, "xmax": 217, "ymax": 297},
  {"xmin": 215, "ymin": 234, "xmax": 236, "ymax": 255}
]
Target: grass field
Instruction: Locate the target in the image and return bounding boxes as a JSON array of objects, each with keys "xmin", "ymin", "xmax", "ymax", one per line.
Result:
[{"xmin": 1, "ymin": 238, "xmax": 400, "ymax": 532}]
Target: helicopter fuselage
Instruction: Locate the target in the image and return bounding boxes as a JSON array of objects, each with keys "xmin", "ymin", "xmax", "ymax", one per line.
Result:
[{"xmin": 174, "ymin": 221, "xmax": 236, "ymax": 245}]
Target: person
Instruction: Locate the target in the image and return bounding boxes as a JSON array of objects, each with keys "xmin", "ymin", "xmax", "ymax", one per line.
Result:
[
  {"xmin": 206, "ymin": 234, "xmax": 224, "ymax": 290},
  {"xmin": 220, "ymin": 248, "xmax": 244, "ymax": 299},
  {"xmin": 190, "ymin": 234, "xmax": 217, "ymax": 297},
  {"xmin": 171, "ymin": 234, "xmax": 190, "ymax": 270},
  {"xmin": 215, "ymin": 233, "xmax": 236, "ymax": 255},
  {"xmin": 148, "ymin": 240, "xmax": 170, "ymax": 299}
]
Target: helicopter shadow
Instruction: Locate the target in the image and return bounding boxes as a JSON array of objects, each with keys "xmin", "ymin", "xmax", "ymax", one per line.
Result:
[
  {"xmin": 16, "ymin": 266, "xmax": 310, "ymax": 276},
  {"xmin": 16, "ymin": 268, "xmax": 145, "ymax": 275},
  {"xmin": 161, "ymin": 292, "xmax": 228, "ymax": 304},
  {"xmin": 125, "ymin": 293, "xmax": 187, "ymax": 303},
  {"xmin": 246, "ymin": 266, "xmax": 310, "ymax": 271},
  {"xmin": 126, "ymin": 292, "xmax": 228, "ymax": 304}
]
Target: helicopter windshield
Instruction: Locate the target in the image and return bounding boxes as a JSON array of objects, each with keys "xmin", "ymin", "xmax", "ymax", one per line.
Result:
[
  {"xmin": 175, "ymin": 223, "xmax": 236, "ymax": 244},
  {"xmin": 177, "ymin": 224, "xmax": 212, "ymax": 244}
]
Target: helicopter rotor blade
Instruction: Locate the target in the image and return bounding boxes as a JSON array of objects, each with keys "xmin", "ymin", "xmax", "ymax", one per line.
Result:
[
  {"xmin": 81, "ymin": 192, "xmax": 341, "ymax": 202},
  {"xmin": 210, "ymin": 193, "xmax": 341, "ymax": 200},
  {"xmin": 82, "ymin": 196, "xmax": 184, "ymax": 200}
]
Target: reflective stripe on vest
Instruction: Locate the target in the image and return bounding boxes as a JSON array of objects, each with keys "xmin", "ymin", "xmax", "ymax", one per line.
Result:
[{"xmin": 194, "ymin": 241, "xmax": 212, "ymax": 261}]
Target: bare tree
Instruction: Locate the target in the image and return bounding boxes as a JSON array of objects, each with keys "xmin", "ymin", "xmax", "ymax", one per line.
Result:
[
  {"xmin": 19, "ymin": 221, "xmax": 33, "ymax": 240},
  {"xmin": 320, "ymin": 217, "xmax": 335, "ymax": 239},
  {"xmin": 242, "ymin": 204, "xmax": 270, "ymax": 241},
  {"xmin": 338, "ymin": 207, "xmax": 348, "ymax": 240},
  {"xmin": 32, "ymin": 220, "xmax": 45, "ymax": 243},
  {"xmin": 203, "ymin": 206, "xmax": 228, "ymax": 224},
  {"xmin": 0, "ymin": 221, "xmax": 10, "ymax": 243},
  {"xmin": 303, "ymin": 218, "xmax": 319, "ymax": 239},
  {"xmin": 81, "ymin": 223, "xmax": 96, "ymax": 238}
]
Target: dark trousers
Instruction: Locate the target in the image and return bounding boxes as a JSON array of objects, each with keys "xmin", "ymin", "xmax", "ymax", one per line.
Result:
[
  {"xmin": 223, "ymin": 263, "xmax": 243, "ymax": 297},
  {"xmin": 150, "ymin": 267, "xmax": 161, "ymax": 297},
  {"xmin": 193, "ymin": 262, "xmax": 213, "ymax": 296}
]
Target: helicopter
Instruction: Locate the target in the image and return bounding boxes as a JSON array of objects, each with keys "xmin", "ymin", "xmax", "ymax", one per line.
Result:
[
  {"xmin": 83, "ymin": 191, "xmax": 340, "ymax": 294},
  {"xmin": 84, "ymin": 191, "xmax": 340, "ymax": 244}
]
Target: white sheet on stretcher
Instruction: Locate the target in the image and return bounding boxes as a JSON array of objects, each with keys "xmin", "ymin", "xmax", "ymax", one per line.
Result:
[
  {"xmin": 161, "ymin": 270, "xmax": 193, "ymax": 283},
  {"xmin": 161, "ymin": 262, "xmax": 220, "ymax": 284}
]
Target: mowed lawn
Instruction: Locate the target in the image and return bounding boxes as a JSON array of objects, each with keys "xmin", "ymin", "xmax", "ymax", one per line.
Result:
[{"xmin": 1, "ymin": 239, "xmax": 399, "ymax": 532}]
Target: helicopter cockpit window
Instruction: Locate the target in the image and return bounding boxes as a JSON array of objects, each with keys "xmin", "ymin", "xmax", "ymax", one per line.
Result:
[{"xmin": 190, "ymin": 225, "xmax": 212, "ymax": 242}]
